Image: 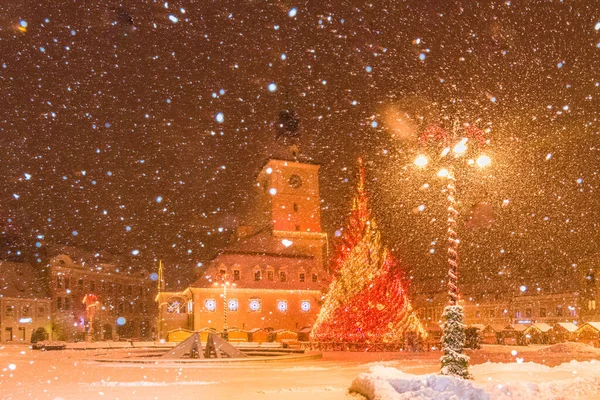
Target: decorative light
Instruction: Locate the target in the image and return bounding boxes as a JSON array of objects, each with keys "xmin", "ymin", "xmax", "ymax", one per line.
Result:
[
  {"xmin": 300, "ymin": 300, "xmax": 311, "ymax": 312},
  {"xmin": 437, "ymin": 168, "xmax": 449, "ymax": 178},
  {"xmin": 281, "ymin": 239, "xmax": 293, "ymax": 247},
  {"xmin": 228, "ymin": 299, "xmax": 238, "ymax": 311},
  {"xmin": 269, "ymin": 188, "xmax": 277, "ymax": 195},
  {"xmin": 476, "ymin": 154, "xmax": 491, "ymax": 168},
  {"xmin": 452, "ymin": 138, "xmax": 468, "ymax": 155},
  {"xmin": 441, "ymin": 148, "xmax": 450, "ymax": 157},
  {"xmin": 414, "ymin": 154, "xmax": 428, "ymax": 167},
  {"xmin": 205, "ymin": 299, "xmax": 217, "ymax": 311},
  {"xmin": 249, "ymin": 299, "xmax": 261, "ymax": 311},
  {"xmin": 277, "ymin": 300, "xmax": 288, "ymax": 312}
]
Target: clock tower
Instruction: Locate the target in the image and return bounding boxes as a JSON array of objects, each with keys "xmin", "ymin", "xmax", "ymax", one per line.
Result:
[{"xmin": 256, "ymin": 159, "xmax": 321, "ymax": 233}]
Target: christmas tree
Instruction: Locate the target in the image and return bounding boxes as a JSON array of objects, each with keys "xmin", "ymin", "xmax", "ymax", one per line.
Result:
[
  {"xmin": 311, "ymin": 158, "xmax": 426, "ymax": 343},
  {"xmin": 440, "ymin": 305, "xmax": 472, "ymax": 379}
]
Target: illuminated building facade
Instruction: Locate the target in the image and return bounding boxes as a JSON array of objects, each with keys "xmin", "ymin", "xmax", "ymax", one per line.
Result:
[{"xmin": 157, "ymin": 158, "xmax": 329, "ymax": 337}]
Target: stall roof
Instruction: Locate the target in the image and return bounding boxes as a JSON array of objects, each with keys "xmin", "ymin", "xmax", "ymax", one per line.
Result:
[{"xmin": 555, "ymin": 322, "xmax": 578, "ymax": 333}]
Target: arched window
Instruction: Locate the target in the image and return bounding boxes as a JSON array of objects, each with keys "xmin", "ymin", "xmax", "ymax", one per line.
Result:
[
  {"xmin": 266, "ymin": 267, "xmax": 275, "ymax": 281},
  {"xmin": 253, "ymin": 267, "xmax": 262, "ymax": 281},
  {"xmin": 298, "ymin": 268, "xmax": 306, "ymax": 283},
  {"xmin": 279, "ymin": 270, "xmax": 287, "ymax": 283},
  {"xmin": 311, "ymin": 272, "xmax": 318, "ymax": 282},
  {"xmin": 166, "ymin": 297, "xmax": 187, "ymax": 314}
]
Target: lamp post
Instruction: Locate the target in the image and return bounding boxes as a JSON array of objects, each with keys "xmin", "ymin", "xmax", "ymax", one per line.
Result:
[
  {"xmin": 214, "ymin": 273, "xmax": 235, "ymax": 341},
  {"xmin": 414, "ymin": 122, "xmax": 491, "ymax": 379}
]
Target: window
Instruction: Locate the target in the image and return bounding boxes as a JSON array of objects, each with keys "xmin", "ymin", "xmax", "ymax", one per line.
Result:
[
  {"xmin": 295, "ymin": 225, "xmax": 301, "ymax": 231},
  {"xmin": 78, "ymin": 279, "xmax": 84, "ymax": 289},
  {"xmin": 65, "ymin": 297, "xmax": 71, "ymax": 310},
  {"xmin": 57, "ymin": 298, "xmax": 62, "ymax": 311},
  {"xmin": 488, "ymin": 309, "xmax": 495, "ymax": 318},
  {"xmin": 37, "ymin": 307, "xmax": 45, "ymax": 317},
  {"xmin": 248, "ymin": 298, "xmax": 261, "ymax": 312},
  {"xmin": 57, "ymin": 277, "xmax": 63, "ymax": 289},
  {"xmin": 219, "ymin": 268, "xmax": 226, "ymax": 275},
  {"xmin": 279, "ymin": 271, "xmax": 287, "ymax": 282},
  {"xmin": 293, "ymin": 203, "xmax": 299, "ymax": 212},
  {"xmin": 233, "ymin": 270, "xmax": 240, "ymax": 280},
  {"xmin": 525, "ymin": 308, "xmax": 532, "ymax": 318},
  {"xmin": 205, "ymin": 299, "xmax": 217, "ymax": 312},
  {"xmin": 6, "ymin": 305, "xmax": 15, "ymax": 316},
  {"xmin": 64, "ymin": 277, "xmax": 70, "ymax": 290},
  {"xmin": 556, "ymin": 305, "xmax": 563, "ymax": 317},
  {"xmin": 300, "ymin": 300, "xmax": 311, "ymax": 312},
  {"xmin": 299, "ymin": 273, "xmax": 305, "ymax": 282},
  {"xmin": 540, "ymin": 307, "xmax": 547, "ymax": 317},
  {"xmin": 312, "ymin": 273, "xmax": 318, "ymax": 282},
  {"xmin": 22, "ymin": 305, "xmax": 30, "ymax": 317},
  {"xmin": 254, "ymin": 269, "xmax": 262, "ymax": 281},
  {"xmin": 267, "ymin": 270, "xmax": 274, "ymax": 281},
  {"xmin": 277, "ymin": 300, "xmax": 288, "ymax": 312},
  {"xmin": 90, "ymin": 281, "xmax": 96, "ymax": 292}
]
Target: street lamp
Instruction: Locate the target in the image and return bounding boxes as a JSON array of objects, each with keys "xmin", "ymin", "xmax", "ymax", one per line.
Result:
[
  {"xmin": 214, "ymin": 273, "xmax": 235, "ymax": 341},
  {"xmin": 415, "ymin": 123, "xmax": 490, "ymax": 379}
]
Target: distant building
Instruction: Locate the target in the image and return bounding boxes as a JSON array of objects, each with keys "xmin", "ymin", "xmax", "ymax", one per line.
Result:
[
  {"xmin": 157, "ymin": 157, "xmax": 329, "ymax": 337},
  {"xmin": 0, "ymin": 261, "xmax": 52, "ymax": 343},
  {"xmin": 47, "ymin": 247, "xmax": 156, "ymax": 341}
]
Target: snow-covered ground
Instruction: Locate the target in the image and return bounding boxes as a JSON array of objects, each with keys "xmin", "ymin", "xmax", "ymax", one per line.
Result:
[
  {"xmin": 351, "ymin": 343, "xmax": 600, "ymax": 400},
  {"xmin": 1, "ymin": 343, "xmax": 599, "ymax": 399}
]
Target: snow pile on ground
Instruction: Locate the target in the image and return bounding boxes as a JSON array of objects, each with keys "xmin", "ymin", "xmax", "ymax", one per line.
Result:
[
  {"xmin": 538, "ymin": 342, "xmax": 600, "ymax": 355},
  {"xmin": 350, "ymin": 360, "xmax": 600, "ymax": 400}
]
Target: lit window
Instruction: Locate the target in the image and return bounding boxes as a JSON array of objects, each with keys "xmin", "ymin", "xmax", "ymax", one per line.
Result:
[
  {"xmin": 277, "ymin": 300, "xmax": 288, "ymax": 312},
  {"xmin": 205, "ymin": 299, "xmax": 217, "ymax": 312},
  {"xmin": 167, "ymin": 300, "xmax": 181, "ymax": 313},
  {"xmin": 249, "ymin": 299, "xmax": 261, "ymax": 312},
  {"xmin": 300, "ymin": 301, "xmax": 311, "ymax": 312}
]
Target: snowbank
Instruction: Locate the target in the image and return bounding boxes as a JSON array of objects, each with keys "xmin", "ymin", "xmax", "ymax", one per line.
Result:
[
  {"xmin": 350, "ymin": 360, "xmax": 600, "ymax": 400},
  {"xmin": 537, "ymin": 342, "xmax": 600, "ymax": 355}
]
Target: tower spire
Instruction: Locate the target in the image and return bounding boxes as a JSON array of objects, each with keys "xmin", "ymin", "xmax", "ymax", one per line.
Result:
[{"xmin": 158, "ymin": 259, "xmax": 165, "ymax": 292}]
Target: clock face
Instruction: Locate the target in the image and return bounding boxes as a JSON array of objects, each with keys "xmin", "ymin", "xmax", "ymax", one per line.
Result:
[
  {"xmin": 300, "ymin": 301, "xmax": 311, "ymax": 312},
  {"xmin": 277, "ymin": 301, "xmax": 288, "ymax": 312},
  {"xmin": 288, "ymin": 174, "xmax": 303, "ymax": 189},
  {"xmin": 228, "ymin": 299, "xmax": 238, "ymax": 311},
  {"xmin": 249, "ymin": 299, "xmax": 261, "ymax": 311},
  {"xmin": 205, "ymin": 299, "xmax": 217, "ymax": 312}
]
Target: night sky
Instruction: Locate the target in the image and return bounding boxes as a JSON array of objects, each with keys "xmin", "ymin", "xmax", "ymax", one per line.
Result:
[{"xmin": 1, "ymin": 1, "xmax": 599, "ymax": 292}]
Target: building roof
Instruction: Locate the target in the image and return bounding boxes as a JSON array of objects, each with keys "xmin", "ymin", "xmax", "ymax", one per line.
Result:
[
  {"xmin": 526, "ymin": 323, "xmax": 552, "ymax": 333},
  {"xmin": 0, "ymin": 261, "xmax": 50, "ymax": 299},
  {"xmin": 555, "ymin": 322, "xmax": 579, "ymax": 333},
  {"xmin": 583, "ymin": 322, "xmax": 600, "ymax": 332}
]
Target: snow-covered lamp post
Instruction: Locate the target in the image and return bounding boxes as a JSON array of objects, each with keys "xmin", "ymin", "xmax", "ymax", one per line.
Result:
[
  {"xmin": 214, "ymin": 273, "xmax": 235, "ymax": 341},
  {"xmin": 414, "ymin": 123, "xmax": 490, "ymax": 379}
]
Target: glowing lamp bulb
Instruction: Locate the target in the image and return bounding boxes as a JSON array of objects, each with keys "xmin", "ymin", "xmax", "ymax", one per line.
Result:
[
  {"xmin": 437, "ymin": 168, "xmax": 449, "ymax": 178},
  {"xmin": 476, "ymin": 154, "xmax": 491, "ymax": 168},
  {"xmin": 414, "ymin": 154, "xmax": 428, "ymax": 167},
  {"xmin": 453, "ymin": 138, "xmax": 468, "ymax": 155}
]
